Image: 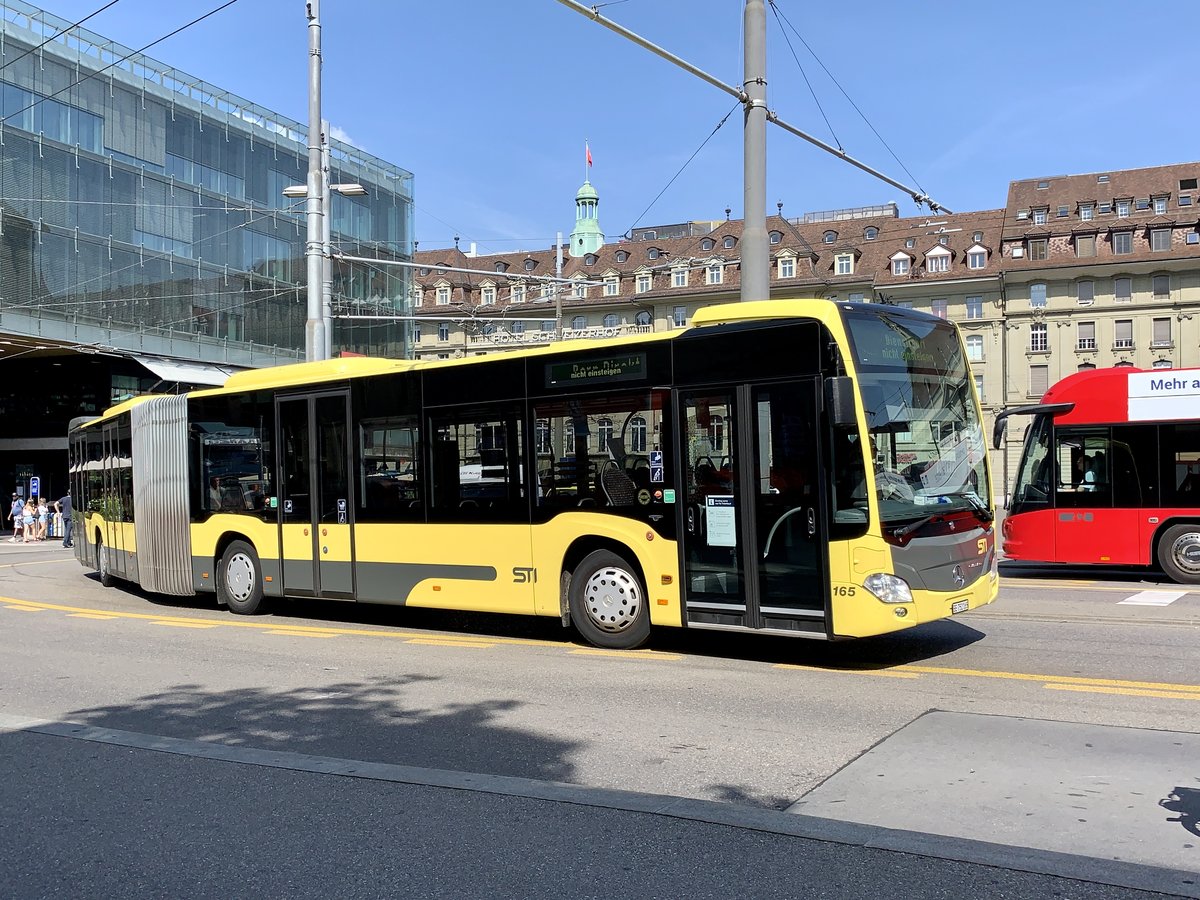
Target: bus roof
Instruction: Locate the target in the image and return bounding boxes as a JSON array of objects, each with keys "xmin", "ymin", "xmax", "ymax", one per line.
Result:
[{"xmin": 1042, "ymin": 366, "xmax": 1200, "ymax": 426}]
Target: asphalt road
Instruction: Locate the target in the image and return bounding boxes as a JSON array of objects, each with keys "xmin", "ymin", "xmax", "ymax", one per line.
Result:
[{"xmin": 1, "ymin": 541, "xmax": 1198, "ymax": 896}]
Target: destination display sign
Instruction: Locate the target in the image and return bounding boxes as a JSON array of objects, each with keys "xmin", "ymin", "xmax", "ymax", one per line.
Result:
[
  {"xmin": 1128, "ymin": 372, "xmax": 1200, "ymax": 422},
  {"xmin": 545, "ymin": 353, "xmax": 646, "ymax": 388}
]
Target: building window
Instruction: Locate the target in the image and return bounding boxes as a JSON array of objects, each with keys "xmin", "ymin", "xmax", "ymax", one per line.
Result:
[
  {"xmin": 575, "ymin": 281, "xmax": 587, "ymax": 299},
  {"xmin": 1116, "ymin": 199, "xmax": 1131, "ymax": 217},
  {"xmin": 1057, "ymin": 206, "xmax": 1069, "ymax": 218},
  {"xmin": 1180, "ymin": 195, "xmax": 1193, "ymax": 207},
  {"xmin": 1114, "ymin": 277, "xmax": 1132, "ymax": 302},
  {"xmin": 1077, "ymin": 280, "xmax": 1094, "ymax": 305},
  {"xmin": 1027, "ymin": 239, "xmax": 1048, "ymax": 260},
  {"xmin": 708, "ymin": 415, "xmax": 725, "ymax": 453},
  {"xmin": 1136, "ymin": 198, "xmax": 1150, "ymax": 211},
  {"xmin": 1033, "ymin": 209, "xmax": 1047, "ymax": 225},
  {"xmin": 1189, "ymin": 232, "xmax": 1200, "ymax": 245},
  {"xmin": 540, "ymin": 284, "xmax": 553, "ymax": 300},
  {"xmin": 723, "ymin": 236, "xmax": 736, "ymax": 249},
  {"xmin": 673, "ymin": 306, "xmax": 687, "ymax": 327},
  {"xmin": 630, "ymin": 416, "xmax": 648, "ymax": 453},
  {"xmin": 1029, "ymin": 364, "xmax": 1048, "ymax": 397},
  {"xmin": 1152, "ymin": 359, "xmax": 1173, "ymax": 369},
  {"xmin": 892, "ymin": 257, "xmax": 909, "ymax": 276},
  {"xmin": 974, "ymin": 374, "xmax": 985, "ymax": 403},
  {"xmin": 595, "ymin": 418, "xmax": 613, "ymax": 454},
  {"xmin": 571, "ymin": 315, "xmax": 587, "ymax": 331},
  {"xmin": 701, "ymin": 239, "xmax": 714, "ymax": 251},
  {"xmin": 848, "ymin": 292, "xmax": 864, "ymax": 302},
  {"xmin": 512, "ymin": 321, "xmax": 525, "ymax": 335},
  {"xmin": 778, "ymin": 257, "xmax": 795, "ymax": 278},
  {"xmin": 965, "ymin": 296, "xmax": 983, "ymax": 319},
  {"xmin": 542, "ymin": 320, "xmax": 555, "ymax": 333},
  {"xmin": 1151, "ymin": 229, "xmax": 1171, "ymax": 252},
  {"xmin": 968, "ymin": 250, "xmax": 986, "ymax": 269},
  {"xmin": 1030, "ymin": 283, "xmax": 1047, "ymax": 307},
  {"xmin": 905, "ymin": 238, "xmax": 915, "ymax": 248},
  {"xmin": 835, "ymin": 253, "xmax": 854, "ymax": 275},
  {"xmin": 648, "ymin": 248, "xmax": 659, "ymax": 260},
  {"xmin": 864, "ymin": 226, "xmax": 878, "ymax": 240},
  {"xmin": 931, "ymin": 298, "xmax": 948, "ymax": 319},
  {"xmin": 706, "ymin": 264, "xmax": 723, "ymax": 285},
  {"xmin": 481, "ymin": 286, "xmax": 499, "ymax": 305},
  {"xmin": 1114, "ymin": 319, "xmax": 1133, "ymax": 349},
  {"xmin": 438, "ymin": 323, "xmax": 450, "ymax": 342},
  {"xmin": 1154, "ymin": 197, "xmax": 1168, "ymax": 215},
  {"xmin": 1075, "ymin": 234, "xmax": 1096, "ymax": 258},
  {"xmin": 584, "ymin": 254, "xmax": 596, "ymax": 266},
  {"xmin": 1080, "ymin": 204, "xmax": 1094, "ymax": 221},
  {"xmin": 604, "ymin": 276, "xmax": 619, "ymax": 296},
  {"xmin": 436, "ymin": 286, "xmax": 451, "ymax": 305},
  {"xmin": 511, "ymin": 285, "xmax": 525, "ymax": 303},
  {"xmin": 927, "ymin": 254, "xmax": 949, "ymax": 273},
  {"xmin": 965, "ymin": 334, "xmax": 983, "ymax": 361},
  {"xmin": 1153, "ymin": 274, "xmax": 1170, "ymax": 299},
  {"xmin": 636, "ymin": 273, "xmax": 652, "ymax": 293},
  {"xmin": 823, "ymin": 231, "xmax": 837, "ymax": 244},
  {"xmin": 603, "ymin": 313, "xmax": 619, "ymax": 329},
  {"xmin": 1112, "ymin": 232, "xmax": 1133, "ymax": 254},
  {"xmin": 635, "ymin": 310, "xmax": 652, "ymax": 327},
  {"xmin": 769, "ymin": 230, "xmax": 782, "ymax": 244},
  {"xmin": 1030, "ymin": 323, "xmax": 1048, "ymax": 352},
  {"xmin": 413, "ymin": 325, "xmax": 422, "ymax": 343},
  {"xmin": 1078, "ymin": 362, "xmax": 1096, "ymax": 372},
  {"xmin": 615, "ymin": 251, "xmax": 628, "ymax": 263},
  {"xmin": 1077, "ymin": 321, "xmax": 1096, "ymax": 351},
  {"xmin": 1152, "ymin": 317, "xmax": 1172, "ymax": 348},
  {"xmin": 672, "ymin": 267, "xmax": 688, "ymax": 288}
]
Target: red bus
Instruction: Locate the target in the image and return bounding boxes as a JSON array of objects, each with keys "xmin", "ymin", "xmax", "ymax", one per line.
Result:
[{"xmin": 997, "ymin": 366, "xmax": 1200, "ymax": 583}]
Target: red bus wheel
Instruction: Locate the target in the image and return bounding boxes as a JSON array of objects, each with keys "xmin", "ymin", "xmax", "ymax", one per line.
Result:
[{"xmin": 1157, "ymin": 524, "xmax": 1200, "ymax": 584}]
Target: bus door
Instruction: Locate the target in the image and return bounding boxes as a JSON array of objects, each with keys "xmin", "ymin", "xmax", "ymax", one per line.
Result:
[
  {"xmin": 276, "ymin": 391, "xmax": 355, "ymax": 599},
  {"xmin": 679, "ymin": 379, "xmax": 827, "ymax": 635},
  {"xmin": 101, "ymin": 421, "xmax": 127, "ymax": 580}
]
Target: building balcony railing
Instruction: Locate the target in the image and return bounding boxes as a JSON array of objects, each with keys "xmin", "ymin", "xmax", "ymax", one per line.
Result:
[{"xmin": 1151, "ymin": 340, "xmax": 1174, "ymax": 349}]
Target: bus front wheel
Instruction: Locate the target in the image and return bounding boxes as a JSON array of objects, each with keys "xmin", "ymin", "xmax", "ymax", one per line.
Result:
[
  {"xmin": 569, "ymin": 550, "xmax": 650, "ymax": 650},
  {"xmin": 1157, "ymin": 524, "xmax": 1200, "ymax": 584},
  {"xmin": 218, "ymin": 540, "xmax": 266, "ymax": 615}
]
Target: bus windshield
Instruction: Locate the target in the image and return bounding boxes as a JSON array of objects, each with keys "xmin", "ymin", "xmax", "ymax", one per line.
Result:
[{"xmin": 842, "ymin": 307, "xmax": 990, "ymax": 525}]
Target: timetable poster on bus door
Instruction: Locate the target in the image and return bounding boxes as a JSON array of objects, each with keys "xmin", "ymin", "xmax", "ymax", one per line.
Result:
[{"xmin": 706, "ymin": 496, "xmax": 736, "ymax": 546}]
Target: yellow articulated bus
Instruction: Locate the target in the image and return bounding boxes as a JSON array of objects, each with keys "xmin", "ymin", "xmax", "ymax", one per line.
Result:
[{"xmin": 67, "ymin": 299, "xmax": 997, "ymax": 650}]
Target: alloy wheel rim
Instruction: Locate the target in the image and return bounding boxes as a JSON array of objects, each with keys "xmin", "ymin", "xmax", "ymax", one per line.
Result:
[
  {"xmin": 1170, "ymin": 532, "xmax": 1200, "ymax": 577},
  {"xmin": 582, "ymin": 566, "xmax": 641, "ymax": 633},
  {"xmin": 225, "ymin": 553, "xmax": 256, "ymax": 602}
]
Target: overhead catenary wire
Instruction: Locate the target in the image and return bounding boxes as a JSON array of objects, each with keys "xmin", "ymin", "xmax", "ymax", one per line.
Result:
[
  {"xmin": 767, "ymin": 1, "xmax": 841, "ymax": 152},
  {"xmin": 0, "ymin": 0, "xmax": 123, "ymax": 75}
]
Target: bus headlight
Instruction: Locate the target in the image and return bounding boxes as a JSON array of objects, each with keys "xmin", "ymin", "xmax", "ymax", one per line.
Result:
[{"xmin": 864, "ymin": 573, "xmax": 913, "ymax": 604}]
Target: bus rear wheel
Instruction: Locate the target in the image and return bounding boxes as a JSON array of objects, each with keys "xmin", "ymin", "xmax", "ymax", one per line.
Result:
[
  {"xmin": 96, "ymin": 536, "xmax": 114, "ymax": 588},
  {"xmin": 1157, "ymin": 524, "xmax": 1200, "ymax": 584},
  {"xmin": 218, "ymin": 540, "xmax": 266, "ymax": 615},
  {"xmin": 569, "ymin": 549, "xmax": 650, "ymax": 650}
]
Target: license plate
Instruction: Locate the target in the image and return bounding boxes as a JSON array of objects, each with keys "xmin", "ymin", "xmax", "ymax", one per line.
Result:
[{"xmin": 951, "ymin": 599, "xmax": 969, "ymax": 615}]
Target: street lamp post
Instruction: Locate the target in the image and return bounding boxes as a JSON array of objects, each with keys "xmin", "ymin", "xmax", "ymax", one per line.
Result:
[{"xmin": 304, "ymin": 0, "xmax": 325, "ymax": 361}]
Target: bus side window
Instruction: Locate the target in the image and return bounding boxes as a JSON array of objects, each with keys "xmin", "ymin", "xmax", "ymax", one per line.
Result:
[{"xmin": 1161, "ymin": 423, "xmax": 1200, "ymax": 507}]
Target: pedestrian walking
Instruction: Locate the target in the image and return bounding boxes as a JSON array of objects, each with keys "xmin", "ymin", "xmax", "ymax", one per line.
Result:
[
  {"xmin": 56, "ymin": 489, "xmax": 73, "ymax": 549},
  {"xmin": 36, "ymin": 496, "xmax": 49, "ymax": 541},
  {"xmin": 8, "ymin": 493, "xmax": 21, "ymax": 542},
  {"xmin": 21, "ymin": 500, "xmax": 35, "ymax": 544}
]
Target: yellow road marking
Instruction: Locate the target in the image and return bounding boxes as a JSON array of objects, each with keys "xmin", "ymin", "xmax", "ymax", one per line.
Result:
[
  {"xmin": 406, "ymin": 637, "xmax": 493, "ymax": 649},
  {"xmin": 4, "ymin": 605, "xmax": 43, "ymax": 611},
  {"xmin": 1046, "ymin": 683, "xmax": 1200, "ymax": 702},
  {"xmin": 0, "ymin": 597, "xmax": 567, "ymax": 647},
  {"xmin": 775, "ymin": 664, "xmax": 921, "ymax": 679},
  {"xmin": 570, "ymin": 648, "xmax": 682, "ymax": 660},
  {"xmin": 265, "ymin": 630, "xmax": 337, "ymax": 638},
  {"xmin": 67, "ymin": 613, "xmax": 119, "ymax": 620},
  {"xmin": 150, "ymin": 621, "xmax": 219, "ymax": 629},
  {"xmin": 900, "ymin": 664, "xmax": 1200, "ymax": 695}
]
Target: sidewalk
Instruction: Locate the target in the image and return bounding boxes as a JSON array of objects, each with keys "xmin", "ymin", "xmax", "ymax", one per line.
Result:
[{"xmin": 0, "ymin": 715, "xmax": 1192, "ymax": 898}]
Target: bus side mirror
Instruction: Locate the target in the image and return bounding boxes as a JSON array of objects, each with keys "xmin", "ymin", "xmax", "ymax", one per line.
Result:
[{"xmin": 825, "ymin": 377, "xmax": 857, "ymax": 428}]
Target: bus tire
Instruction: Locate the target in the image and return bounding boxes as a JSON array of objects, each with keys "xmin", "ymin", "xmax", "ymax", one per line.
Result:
[
  {"xmin": 218, "ymin": 540, "xmax": 266, "ymax": 615},
  {"xmin": 96, "ymin": 536, "xmax": 115, "ymax": 588},
  {"xmin": 1156, "ymin": 524, "xmax": 1200, "ymax": 584},
  {"xmin": 568, "ymin": 549, "xmax": 650, "ymax": 650}
]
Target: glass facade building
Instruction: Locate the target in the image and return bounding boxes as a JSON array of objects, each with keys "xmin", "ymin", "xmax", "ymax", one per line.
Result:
[
  {"xmin": 0, "ymin": 0, "xmax": 413, "ymax": 365},
  {"xmin": 0, "ymin": 1, "xmax": 414, "ymax": 502}
]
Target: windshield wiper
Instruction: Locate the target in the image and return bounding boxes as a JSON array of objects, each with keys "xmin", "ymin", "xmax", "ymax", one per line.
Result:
[
  {"xmin": 932, "ymin": 490, "xmax": 994, "ymax": 523},
  {"xmin": 892, "ymin": 514, "xmax": 940, "ymax": 540}
]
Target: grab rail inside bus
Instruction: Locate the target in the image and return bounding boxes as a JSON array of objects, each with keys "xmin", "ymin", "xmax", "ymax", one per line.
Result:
[{"xmin": 991, "ymin": 402, "xmax": 1075, "ymax": 449}]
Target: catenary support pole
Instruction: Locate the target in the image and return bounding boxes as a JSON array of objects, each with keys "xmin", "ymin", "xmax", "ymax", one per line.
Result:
[
  {"xmin": 741, "ymin": 0, "xmax": 768, "ymax": 303},
  {"xmin": 304, "ymin": 0, "xmax": 326, "ymax": 361}
]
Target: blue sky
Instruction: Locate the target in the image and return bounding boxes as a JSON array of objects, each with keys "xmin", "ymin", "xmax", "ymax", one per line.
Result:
[{"xmin": 38, "ymin": 1, "xmax": 1200, "ymax": 254}]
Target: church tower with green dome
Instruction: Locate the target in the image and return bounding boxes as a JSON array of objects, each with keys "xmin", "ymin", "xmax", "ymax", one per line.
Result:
[{"xmin": 569, "ymin": 180, "xmax": 604, "ymax": 258}]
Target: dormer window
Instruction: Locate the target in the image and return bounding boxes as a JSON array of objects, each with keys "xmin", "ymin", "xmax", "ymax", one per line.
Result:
[
  {"xmin": 835, "ymin": 253, "xmax": 854, "ymax": 276},
  {"xmin": 1079, "ymin": 204, "xmax": 1094, "ymax": 221},
  {"xmin": 481, "ymin": 285, "xmax": 496, "ymax": 305},
  {"xmin": 938, "ymin": 236, "xmax": 948, "ymax": 245},
  {"xmin": 706, "ymin": 263, "xmax": 724, "ymax": 285},
  {"xmin": 604, "ymin": 275, "xmax": 620, "ymax": 296},
  {"xmin": 973, "ymin": 231, "xmax": 983, "ymax": 242},
  {"xmin": 925, "ymin": 246, "xmax": 951, "ymax": 273},
  {"xmin": 864, "ymin": 226, "xmax": 878, "ymax": 240},
  {"xmin": 967, "ymin": 245, "xmax": 987, "ymax": 269},
  {"xmin": 636, "ymin": 273, "xmax": 652, "ymax": 293},
  {"xmin": 1032, "ymin": 208, "xmax": 1048, "ymax": 225},
  {"xmin": 511, "ymin": 284, "xmax": 526, "ymax": 303},
  {"xmin": 769, "ymin": 230, "xmax": 783, "ymax": 244},
  {"xmin": 494, "ymin": 261, "xmax": 508, "ymax": 273},
  {"xmin": 890, "ymin": 252, "xmax": 911, "ymax": 276},
  {"xmin": 648, "ymin": 248, "xmax": 659, "ymax": 260},
  {"xmin": 701, "ymin": 238, "xmax": 714, "ymax": 251},
  {"xmin": 823, "ymin": 230, "xmax": 837, "ymax": 244},
  {"xmin": 574, "ymin": 279, "xmax": 587, "ymax": 299},
  {"xmin": 584, "ymin": 254, "xmax": 596, "ymax": 266},
  {"xmin": 905, "ymin": 238, "xmax": 915, "ymax": 248},
  {"xmin": 1116, "ymin": 199, "xmax": 1131, "ymax": 218},
  {"xmin": 524, "ymin": 258, "xmax": 536, "ymax": 272},
  {"xmin": 435, "ymin": 284, "xmax": 451, "ymax": 305},
  {"xmin": 1154, "ymin": 196, "xmax": 1168, "ymax": 215},
  {"xmin": 1135, "ymin": 198, "xmax": 1150, "ymax": 211},
  {"xmin": 615, "ymin": 250, "xmax": 629, "ymax": 263},
  {"xmin": 723, "ymin": 236, "xmax": 736, "ymax": 249}
]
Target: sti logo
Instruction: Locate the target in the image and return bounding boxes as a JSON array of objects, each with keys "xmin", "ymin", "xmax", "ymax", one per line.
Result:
[{"xmin": 512, "ymin": 567, "xmax": 537, "ymax": 584}]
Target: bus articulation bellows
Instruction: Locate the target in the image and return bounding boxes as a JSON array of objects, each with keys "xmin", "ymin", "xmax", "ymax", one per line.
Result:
[
  {"xmin": 998, "ymin": 365, "xmax": 1200, "ymax": 583},
  {"xmin": 68, "ymin": 299, "xmax": 998, "ymax": 649}
]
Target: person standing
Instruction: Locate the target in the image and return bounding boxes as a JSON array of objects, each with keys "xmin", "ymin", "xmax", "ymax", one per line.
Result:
[
  {"xmin": 56, "ymin": 489, "xmax": 73, "ymax": 549},
  {"xmin": 21, "ymin": 499, "xmax": 35, "ymax": 543},
  {"xmin": 8, "ymin": 493, "xmax": 21, "ymax": 542},
  {"xmin": 35, "ymin": 496, "xmax": 49, "ymax": 540}
]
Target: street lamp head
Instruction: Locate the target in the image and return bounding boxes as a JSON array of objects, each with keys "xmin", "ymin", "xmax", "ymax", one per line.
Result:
[
  {"xmin": 281, "ymin": 185, "xmax": 308, "ymax": 199},
  {"xmin": 330, "ymin": 183, "xmax": 368, "ymax": 197}
]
